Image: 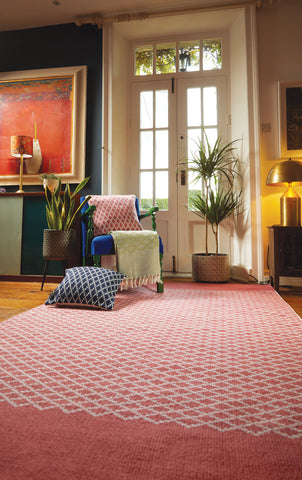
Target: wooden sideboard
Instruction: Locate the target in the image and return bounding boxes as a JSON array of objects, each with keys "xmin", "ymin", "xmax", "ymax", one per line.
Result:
[
  {"xmin": 0, "ymin": 192, "xmax": 81, "ymax": 281},
  {"xmin": 268, "ymin": 225, "xmax": 302, "ymax": 291}
]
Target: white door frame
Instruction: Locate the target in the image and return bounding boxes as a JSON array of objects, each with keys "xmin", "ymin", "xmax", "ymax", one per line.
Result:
[{"xmin": 101, "ymin": 6, "xmax": 263, "ymax": 279}]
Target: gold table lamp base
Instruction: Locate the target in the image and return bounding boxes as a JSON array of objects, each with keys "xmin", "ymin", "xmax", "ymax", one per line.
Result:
[
  {"xmin": 16, "ymin": 155, "xmax": 24, "ymax": 194},
  {"xmin": 280, "ymin": 186, "xmax": 301, "ymax": 226}
]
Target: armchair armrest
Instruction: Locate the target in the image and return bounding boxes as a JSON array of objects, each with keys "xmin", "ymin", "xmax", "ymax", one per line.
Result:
[{"xmin": 139, "ymin": 206, "xmax": 159, "ymax": 231}]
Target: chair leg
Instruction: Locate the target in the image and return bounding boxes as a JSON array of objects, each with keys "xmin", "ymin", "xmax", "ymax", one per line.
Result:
[
  {"xmin": 93, "ymin": 255, "xmax": 101, "ymax": 267},
  {"xmin": 157, "ymin": 253, "xmax": 164, "ymax": 293}
]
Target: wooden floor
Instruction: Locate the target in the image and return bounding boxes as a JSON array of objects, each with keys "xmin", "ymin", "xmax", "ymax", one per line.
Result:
[
  {"xmin": 0, "ymin": 281, "xmax": 59, "ymax": 322},
  {"xmin": 0, "ymin": 279, "xmax": 301, "ymax": 322}
]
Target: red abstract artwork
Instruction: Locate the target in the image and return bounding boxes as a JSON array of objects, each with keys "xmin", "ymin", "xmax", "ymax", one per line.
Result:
[{"xmin": 0, "ymin": 75, "xmax": 74, "ymax": 176}]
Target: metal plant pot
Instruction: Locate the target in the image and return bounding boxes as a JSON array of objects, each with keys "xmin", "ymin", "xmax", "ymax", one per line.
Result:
[
  {"xmin": 42, "ymin": 229, "xmax": 76, "ymax": 261},
  {"xmin": 192, "ymin": 253, "xmax": 230, "ymax": 283}
]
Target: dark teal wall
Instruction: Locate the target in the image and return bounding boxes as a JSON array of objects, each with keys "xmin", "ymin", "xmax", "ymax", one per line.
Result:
[{"xmin": 0, "ymin": 23, "xmax": 102, "ymax": 194}]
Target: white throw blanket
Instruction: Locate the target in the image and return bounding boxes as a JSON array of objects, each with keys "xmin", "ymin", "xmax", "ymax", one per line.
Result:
[{"xmin": 110, "ymin": 230, "xmax": 162, "ymax": 290}]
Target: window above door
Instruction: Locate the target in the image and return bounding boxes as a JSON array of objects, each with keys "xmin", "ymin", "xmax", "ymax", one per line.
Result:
[{"xmin": 134, "ymin": 39, "xmax": 222, "ymax": 76}]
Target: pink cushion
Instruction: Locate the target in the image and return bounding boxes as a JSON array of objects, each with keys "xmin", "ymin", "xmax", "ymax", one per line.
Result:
[{"xmin": 89, "ymin": 195, "xmax": 143, "ymax": 236}]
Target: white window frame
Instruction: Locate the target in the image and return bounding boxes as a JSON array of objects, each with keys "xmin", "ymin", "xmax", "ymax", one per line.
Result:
[{"xmin": 132, "ymin": 33, "xmax": 228, "ymax": 80}]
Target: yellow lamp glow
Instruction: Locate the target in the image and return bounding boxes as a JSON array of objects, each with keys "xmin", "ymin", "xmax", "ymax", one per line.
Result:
[{"xmin": 266, "ymin": 158, "xmax": 302, "ymax": 226}]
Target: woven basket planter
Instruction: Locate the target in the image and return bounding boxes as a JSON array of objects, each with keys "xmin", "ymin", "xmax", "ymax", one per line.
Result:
[
  {"xmin": 192, "ymin": 253, "xmax": 230, "ymax": 283},
  {"xmin": 43, "ymin": 229, "xmax": 76, "ymax": 261}
]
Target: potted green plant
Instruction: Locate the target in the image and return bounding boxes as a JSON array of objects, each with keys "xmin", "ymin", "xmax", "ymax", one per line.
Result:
[
  {"xmin": 42, "ymin": 177, "xmax": 91, "ymax": 261},
  {"xmin": 181, "ymin": 132, "xmax": 243, "ymax": 282},
  {"xmin": 40, "ymin": 172, "xmax": 60, "ymax": 193}
]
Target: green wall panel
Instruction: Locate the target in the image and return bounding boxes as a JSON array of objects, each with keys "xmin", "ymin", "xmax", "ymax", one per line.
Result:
[{"xmin": 0, "ymin": 196, "xmax": 23, "ymax": 274}]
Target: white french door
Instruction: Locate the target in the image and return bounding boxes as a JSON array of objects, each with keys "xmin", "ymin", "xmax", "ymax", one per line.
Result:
[
  {"xmin": 176, "ymin": 76, "xmax": 228, "ymax": 272},
  {"xmin": 130, "ymin": 80, "xmax": 177, "ymax": 272},
  {"xmin": 130, "ymin": 76, "xmax": 227, "ymax": 273}
]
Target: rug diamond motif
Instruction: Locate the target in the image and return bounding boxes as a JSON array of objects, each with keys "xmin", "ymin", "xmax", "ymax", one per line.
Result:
[{"xmin": 1, "ymin": 285, "xmax": 302, "ymax": 438}]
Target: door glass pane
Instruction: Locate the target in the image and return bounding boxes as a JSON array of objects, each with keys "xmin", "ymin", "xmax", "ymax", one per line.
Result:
[
  {"xmin": 178, "ymin": 41, "xmax": 200, "ymax": 72},
  {"xmin": 155, "ymin": 130, "xmax": 168, "ymax": 169},
  {"xmin": 139, "ymin": 87, "xmax": 170, "ymax": 211},
  {"xmin": 187, "ymin": 88, "xmax": 201, "ymax": 127},
  {"xmin": 187, "ymin": 129, "xmax": 202, "ymax": 209},
  {"xmin": 155, "ymin": 90, "xmax": 168, "ymax": 128},
  {"xmin": 188, "ymin": 128, "xmax": 202, "ymax": 159},
  {"xmin": 155, "ymin": 171, "xmax": 168, "ymax": 210},
  {"xmin": 140, "ymin": 91, "xmax": 153, "ymax": 129},
  {"xmin": 204, "ymin": 128, "xmax": 218, "ymax": 150},
  {"xmin": 140, "ymin": 131, "xmax": 153, "ymax": 169},
  {"xmin": 202, "ymin": 40, "xmax": 222, "ymax": 71},
  {"xmin": 203, "ymin": 87, "xmax": 217, "ymax": 126},
  {"xmin": 188, "ymin": 170, "xmax": 202, "ymax": 190},
  {"xmin": 135, "ymin": 45, "xmax": 153, "ymax": 76},
  {"xmin": 140, "ymin": 172, "xmax": 153, "ymax": 210},
  {"xmin": 156, "ymin": 43, "xmax": 176, "ymax": 74},
  {"xmin": 188, "ymin": 174, "xmax": 202, "ymax": 210}
]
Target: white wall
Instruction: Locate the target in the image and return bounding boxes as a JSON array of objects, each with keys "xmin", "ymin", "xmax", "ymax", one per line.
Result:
[
  {"xmin": 229, "ymin": 9, "xmax": 252, "ymax": 272},
  {"xmin": 228, "ymin": 7, "xmax": 264, "ymax": 282},
  {"xmin": 111, "ymin": 26, "xmax": 130, "ymax": 194},
  {"xmin": 258, "ymin": 0, "xmax": 302, "ymax": 280}
]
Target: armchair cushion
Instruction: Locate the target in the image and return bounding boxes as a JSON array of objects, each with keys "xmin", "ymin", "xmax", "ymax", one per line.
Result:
[
  {"xmin": 45, "ymin": 266, "xmax": 125, "ymax": 310},
  {"xmin": 88, "ymin": 194, "xmax": 143, "ymax": 236}
]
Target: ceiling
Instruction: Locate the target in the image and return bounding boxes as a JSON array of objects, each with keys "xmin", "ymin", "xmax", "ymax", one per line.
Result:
[{"xmin": 0, "ymin": 0, "xmax": 256, "ymax": 32}]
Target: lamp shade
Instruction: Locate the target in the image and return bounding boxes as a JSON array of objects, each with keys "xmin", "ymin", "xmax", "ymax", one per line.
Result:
[
  {"xmin": 11, "ymin": 135, "xmax": 33, "ymax": 158},
  {"xmin": 266, "ymin": 158, "xmax": 302, "ymax": 186}
]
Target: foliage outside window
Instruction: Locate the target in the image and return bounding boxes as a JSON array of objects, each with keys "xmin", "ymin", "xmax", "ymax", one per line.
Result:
[
  {"xmin": 141, "ymin": 198, "xmax": 168, "ymax": 210},
  {"xmin": 135, "ymin": 45, "xmax": 153, "ymax": 76},
  {"xmin": 203, "ymin": 40, "xmax": 222, "ymax": 70},
  {"xmin": 156, "ymin": 44, "xmax": 176, "ymax": 74},
  {"xmin": 135, "ymin": 39, "xmax": 222, "ymax": 76}
]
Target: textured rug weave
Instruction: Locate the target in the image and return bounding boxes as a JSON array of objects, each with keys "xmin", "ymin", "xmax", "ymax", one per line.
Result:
[{"xmin": 0, "ymin": 283, "xmax": 302, "ymax": 479}]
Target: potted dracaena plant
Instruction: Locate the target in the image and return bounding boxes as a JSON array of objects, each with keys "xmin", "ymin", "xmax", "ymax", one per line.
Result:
[
  {"xmin": 42, "ymin": 177, "xmax": 91, "ymax": 261},
  {"xmin": 180, "ymin": 131, "xmax": 243, "ymax": 282}
]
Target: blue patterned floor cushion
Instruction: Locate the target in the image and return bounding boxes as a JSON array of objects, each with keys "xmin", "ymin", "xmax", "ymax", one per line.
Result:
[{"xmin": 45, "ymin": 267, "xmax": 125, "ymax": 310}]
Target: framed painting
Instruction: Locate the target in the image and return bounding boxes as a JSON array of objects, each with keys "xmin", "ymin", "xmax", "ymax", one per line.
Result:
[
  {"xmin": 0, "ymin": 65, "xmax": 87, "ymax": 186},
  {"xmin": 278, "ymin": 80, "xmax": 302, "ymax": 159}
]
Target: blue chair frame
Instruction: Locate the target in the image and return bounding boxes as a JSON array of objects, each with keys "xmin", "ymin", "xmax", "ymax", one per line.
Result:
[{"xmin": 80, "ymin": 196, "xmax": 164, "ymax": 292}]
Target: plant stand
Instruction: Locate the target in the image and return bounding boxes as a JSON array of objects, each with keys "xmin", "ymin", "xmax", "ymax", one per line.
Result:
[
  {"xmin": 41, "ymin": 259, "xmax": 69, "ymax": 291},
  {"xmin": 41, "ymin": 229, "xmax": 76, "ymax": 290}
]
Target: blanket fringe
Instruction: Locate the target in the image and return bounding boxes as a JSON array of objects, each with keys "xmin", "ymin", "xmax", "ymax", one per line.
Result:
[{"xmin": 120, "ymin": 274, "xmax": 162, "ymax": 291}]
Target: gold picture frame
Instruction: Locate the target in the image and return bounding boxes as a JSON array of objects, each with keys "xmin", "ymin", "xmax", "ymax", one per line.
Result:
[{"xmin": 0, "ymin": 65, "xmax": 87, "ymax": 186}]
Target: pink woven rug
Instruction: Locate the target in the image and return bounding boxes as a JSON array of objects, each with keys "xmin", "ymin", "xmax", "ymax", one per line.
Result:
[{"xmin": 1, "ymin": 283, "xmax": 302, "ymax": 479}]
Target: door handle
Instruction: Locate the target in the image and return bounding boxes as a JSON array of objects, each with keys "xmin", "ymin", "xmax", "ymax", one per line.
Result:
[{"xmin": 180, "ymin": 170, "xmax": 186, "ymax": 186}]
